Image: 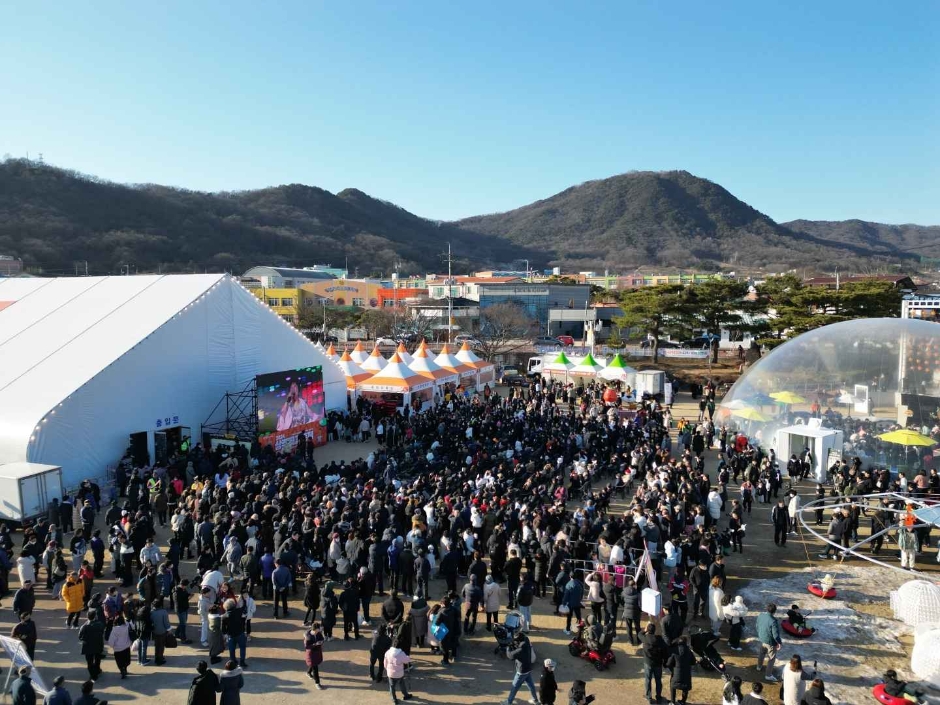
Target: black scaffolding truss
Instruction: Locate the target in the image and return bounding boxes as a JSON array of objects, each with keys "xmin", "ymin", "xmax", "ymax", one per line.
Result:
[{"xmin": 201, "ymin": 379, "xmax": 258, "ymax": 442}]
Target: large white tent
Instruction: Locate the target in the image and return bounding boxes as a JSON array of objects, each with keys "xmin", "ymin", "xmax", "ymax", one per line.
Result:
[{"xmin": 0, "ymin": 274, "xmax": 346, "ymax": 486}]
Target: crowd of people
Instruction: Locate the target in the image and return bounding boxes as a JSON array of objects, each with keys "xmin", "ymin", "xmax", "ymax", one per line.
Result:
[{"xmin": 0, "ymin": 375, "xmax": 929, "ymax": 705}]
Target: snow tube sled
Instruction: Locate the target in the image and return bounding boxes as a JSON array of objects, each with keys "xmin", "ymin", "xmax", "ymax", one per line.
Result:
[
  {"xmin": 807, "ymin": 582, "xmax": 836, "ymax": 599},
  {"xmin": 781, "ymin": 620, "xmax": 815, "ymax": 638},
  {"xmin": 872, "ymin": 683, "xmax": 922, "ymax": 705}
]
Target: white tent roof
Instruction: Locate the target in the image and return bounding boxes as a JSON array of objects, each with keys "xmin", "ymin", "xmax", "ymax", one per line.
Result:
[
  {"xmin": 776, "ymin": 424, "xmax": 841, "ymax": 439},
  {"xmin": 0, "ymin": 275, "xmax": 346, "ymax": 483},
  {"xmin": 571, "ymin": 353, "xmax": 605, "ymax": 376},
  {"xmin": 394, "ymin": 343, "xmax": 413, "ymax": 365},
  {"xmin": 335, "ymin": 350, "xmax": 371, "ymax": 388},
  {"xmin": 455, "ymin": 341, "xmax": 494, "ymax": 371},
  {"xmin": 409, "ymin": 346, "xmax": 458, "ymax": 384},
  {"xmin": 361, "ymin": 353, "xmax": 433, "ymax": 392},
  {"xmin": 349, "ymin": 341, "xmax": 368, "ymax": 365},
  {"xmin": 434, "ymin": 344, "xmax": 476, "ymax": 378},
  {"xmin": 360, "ymin": 346, "xmax": 388, "ymax": 372}
]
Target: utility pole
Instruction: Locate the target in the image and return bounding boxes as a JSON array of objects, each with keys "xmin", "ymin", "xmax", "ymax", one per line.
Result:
[
  {"xmin": 393, "ymin": 259, "xmax": 401, "ymax": 339},
  {"xmin": 441, "ymin": 243, "xmax": 454, "ymax": 344}
]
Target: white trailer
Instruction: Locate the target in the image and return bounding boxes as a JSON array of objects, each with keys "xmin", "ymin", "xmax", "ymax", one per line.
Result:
[{"xmin": 0, "ymin": 463, "xmax": 63, "ymax": 523}]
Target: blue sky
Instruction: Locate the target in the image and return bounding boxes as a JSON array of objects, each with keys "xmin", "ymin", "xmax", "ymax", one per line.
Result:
[{"xmin": 1, "ymin": 1, "xmax": 938, "ymax": 224}]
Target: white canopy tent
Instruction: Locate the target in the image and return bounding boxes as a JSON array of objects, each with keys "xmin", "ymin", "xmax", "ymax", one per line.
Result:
[
  {"xmin": 394, "ymin": 343, "xmax": 413, "ymax": 366},
  {"xmin": 409, "ymin": 346, "xmax": 458, "ymax": 391},
  {"xmin": 0, "ymin": 274, "xmax": 346, "ymax": 486},
  {"xmin": 349, "ymin": 341, "xmax": 369, "ymax": 365},
  {"xmin": 598, "ymin": 353, "xmax": 637, "ymax": 388},
  {"xmin": 455, "ymin": 341, "xmax": 496, "ymax": 388},
  {"xmin": 360, "ymin": 346, "xmax": 388, "ymax": 373},
  {"xmin": 434, "ymin": 344, "xmax": 478, "ymax": 387}
]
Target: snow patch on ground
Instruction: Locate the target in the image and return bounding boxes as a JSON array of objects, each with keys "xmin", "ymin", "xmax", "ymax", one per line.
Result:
[{"xmin": 736, "ymin": 565, "xmax": 927, "ymax": 705}]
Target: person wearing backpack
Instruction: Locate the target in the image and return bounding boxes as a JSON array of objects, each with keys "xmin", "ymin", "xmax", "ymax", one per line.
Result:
[{"xmin": 501, "ymin": 631, "xmax": 538, "ymax": 705}]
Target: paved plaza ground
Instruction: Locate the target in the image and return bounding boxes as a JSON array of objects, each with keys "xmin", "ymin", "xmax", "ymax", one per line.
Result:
[{"xmin": 7, "ymin": 391, "xmax": 937, "ymax": 705}]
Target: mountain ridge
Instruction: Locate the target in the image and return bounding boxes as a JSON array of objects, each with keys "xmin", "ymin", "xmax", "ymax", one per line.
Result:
[{"xmin": 0, "ymin": 159, "xmax": 935, "ymax": 276}]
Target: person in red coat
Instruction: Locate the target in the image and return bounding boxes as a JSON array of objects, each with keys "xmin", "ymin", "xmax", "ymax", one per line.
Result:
[{"xmin": 304, "ymin": 622, "xmax": 325, "ymax": 690}]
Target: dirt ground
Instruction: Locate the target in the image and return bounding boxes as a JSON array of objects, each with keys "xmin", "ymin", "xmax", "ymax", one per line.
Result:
[{"xmin": 8, "ymin": 391, "xmax": 938, "ymax": 705}]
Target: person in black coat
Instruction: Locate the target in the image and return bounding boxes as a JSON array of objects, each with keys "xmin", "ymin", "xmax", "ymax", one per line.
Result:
[
  {"xmin": 622, "ymin": 578, "xmax": 641, "ymax": 646},
  {"xmin": 438, "ymin": 596, "xmax": 460, "ymax": 666},
  {"xmin": 357, "ymin": 567, "xmax": 376, "ymax": 623},
  {"xmin": 413, "ymin": 550, "xmax": 431, "ymax": 600},
  {"xmin": 13, "ymin": 583, "xmax": 36, "ymax": 617},
  {"xmin": 367, "ymin": 535, "xmax": 387, "ymax": 596},
  {"xmin": 368, "ymin": 625, "xmax": 392, "ymax": 682},
  {"xmin": 439, "ymin": 548, "xmax": 460, "ymax": 595},
  {"xmin": 10, "ymin": 667, "xmax": 36, "ymax": 705},
  {"xmin": 505, "ymin": 549, "xmax": 523, "ymax": 608},
  {"xmin": 320, "ymin": 586, "xmax": 338, "ymax": 640},
  {"xmin": 78, "ymin": 611, "xmax": 106, "ymax": 681},
  {"xmin": 468, "ymin": 552, "xmax": 487, "ymax": 588},
  {"xmin": 771, "ymin": 500, "xmax": 789, "ymax": 547},
  {"xmin": 640, "ymin": 623, "xmax": 667, "ymax": 704},
  {"xmin": 380, "ymin": 590, "xmax": 404, "ymax": 625},
  {"xmin": 302, "ymin": 574, "xmax": 321, "ymax": 626},
  {"xmin": 539, "ymin": 660, "xmax": 558, "ymax": 705},
  {"xmin": 339, "ymin": 579, "xmax": 360, "ymax": 640},
  {"xmin": 187, "ymin": 661, "xmax": 219, "ymax": 705},
  {"xmin": 11, "ymin": 612, "xmax": 38, "ymax": 660},
  {"xmin": 662, "ymin": 604, "xmax": 685, "ymax": 647},
  {"xmin": 665, "ymin": 636, "xmax": 694, "ymax": 705},
  {"xmin": 689, "ymin": 560, "xmax": 709, "ymax": 619}
]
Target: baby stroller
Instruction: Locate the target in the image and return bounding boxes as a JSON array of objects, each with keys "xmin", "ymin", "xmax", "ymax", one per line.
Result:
[
  {"xmin": 493, "ymin": 610, "xmax": 524, "ymax": 655},
  {"xmin": 690, "ymin": 629, "xmax": 727, "ymax": 675}
]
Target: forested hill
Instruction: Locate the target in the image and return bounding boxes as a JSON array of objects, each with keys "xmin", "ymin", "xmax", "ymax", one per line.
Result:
[
  {"xmin": 0, "ymin": 159, "xmax": 537, "ymax": 276},
  {"xmin": 0, "ymin": 160, "xmax": 934, "ymax": 275},
  {"xmin": 783, "ymin": 219, "xmax": 940, "ymax": 262},
  {"xmin": 454, "ymin": 170, "xmax": 931, "ymax": 271}
]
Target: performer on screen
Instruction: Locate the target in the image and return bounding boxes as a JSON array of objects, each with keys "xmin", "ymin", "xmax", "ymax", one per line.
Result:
[{"xmin": 276, "ymin": 382, "xmax": 312, "ymax": 431}]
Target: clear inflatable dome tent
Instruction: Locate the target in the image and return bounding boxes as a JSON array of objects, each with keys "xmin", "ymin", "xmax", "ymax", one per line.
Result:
[
  {"xmin": 716, "ymin": 318, "xmax": 940, "ymax": 471},
  {"xmin": 891, "ymin": 580, "xmax": 940, "ymax": 626}
]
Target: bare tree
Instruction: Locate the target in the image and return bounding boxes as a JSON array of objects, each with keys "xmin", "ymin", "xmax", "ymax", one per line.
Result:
[
  {"xmin": 473, "ymin": 302, "xmax": 538, "ymax": 359},
  {"xmin": 359, "ymin": 308, "xmax": 396, "ymax": 340}
]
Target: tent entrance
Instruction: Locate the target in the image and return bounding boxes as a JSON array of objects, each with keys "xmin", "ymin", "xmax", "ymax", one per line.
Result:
[
  {"xmin": 128, "ymin": 431, "xmax": 149, "ymax": 467},
  {"xmin": 154, "ymin": 426, "xmax": 191, "ymax": 465}
]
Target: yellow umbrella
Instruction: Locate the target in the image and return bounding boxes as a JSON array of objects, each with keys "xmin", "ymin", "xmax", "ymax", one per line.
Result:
[
  {"xmin": 731, "ymin": 408, "xmax": 771, "ymax": 422},
  {"xmin": 770, "ymin": 391, "xmax": 807, "ymax": 404},
  {"xmin": 877, "ymin": 428, "xmax": 937, "ymax": 447}
]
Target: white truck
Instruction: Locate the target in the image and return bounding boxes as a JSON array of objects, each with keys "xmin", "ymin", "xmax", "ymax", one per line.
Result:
[
  {"xmin": 0, "ymin": 463, "xmax": 64, "ymax": 524},
  {"xmin": 527, "ymin": 356, "xmax": 547, "ymax": 377}
]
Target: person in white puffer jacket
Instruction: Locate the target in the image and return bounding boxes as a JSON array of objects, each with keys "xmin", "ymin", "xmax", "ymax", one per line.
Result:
[
  {"xmin": 706, "ymin": 489, "xmax": 723, "ymax": 528},
  {"xmin": 723, "ymin": 594, "xmax": 747, "ymax": 650}
]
